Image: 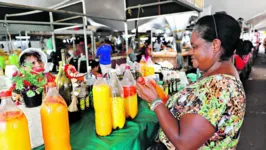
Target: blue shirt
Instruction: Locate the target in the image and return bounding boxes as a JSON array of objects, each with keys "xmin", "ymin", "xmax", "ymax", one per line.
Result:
[{"xmin": 96, "ymin": 44, "xmax": 112, "ymax": 65}]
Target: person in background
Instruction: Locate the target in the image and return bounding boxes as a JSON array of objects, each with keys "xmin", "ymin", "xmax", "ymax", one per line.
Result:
[
  {"xmin": 234, "ymin": 40, "xmax": 253, "ymax": 70},
  {"xmin": 96, "ymin": 40, "xmax": 112, "ymax": 75},
  {"xmin": 75, "ymin": 39, "xmax": 85, "ymax": 57},
  {"xmin": 263, "ymin": 38, "xmax": 266, "ymax": 54},
  {"xmin": 20, "ymin": 51, "xmax": 44, "ymax": 68},
  {"xmin": 19, "ymin": 48, "xmax": 55, "ymax": 82},
  {"xmin": 137, "ymin": 14, "xmax": 246, "ymax": 149},
  {"xmin": 137, "ymin": 40, "xmax": 151, "ymax": 62},
  {"xmin": 154, "ymin": 37, "xmax": 162, "ymax": 52},
  {"xmin": 89, "ymin": 60, "xmax": 101, "ymax": 77},
  {"xmin": 127, "ymin": 46, "xmax": 137, "ymax": 62}
]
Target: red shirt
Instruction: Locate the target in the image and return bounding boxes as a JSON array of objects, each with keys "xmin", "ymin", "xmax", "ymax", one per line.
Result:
[{"xmin": 234, "ymin": 53, "xmax": 252, "ymax": 70}]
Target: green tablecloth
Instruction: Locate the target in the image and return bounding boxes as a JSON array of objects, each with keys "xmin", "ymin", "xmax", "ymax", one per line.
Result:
[{"xmin": 34, "ymin": 100, "xmax": 159, "ymax": 150}]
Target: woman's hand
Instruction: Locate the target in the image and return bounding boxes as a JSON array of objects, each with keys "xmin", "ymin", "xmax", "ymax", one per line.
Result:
[{"xmin": 136, "ymin": 77, "xmax": 159, "ymax": 103}]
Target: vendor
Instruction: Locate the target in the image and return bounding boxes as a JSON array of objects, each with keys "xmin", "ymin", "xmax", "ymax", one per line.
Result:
[
  {"xmin": 137, "ymin": 14, "xmax": 246, "ymax": 149},
  {"xmin": 154, "ymin": 37, "xmax": 162, "ymax": 52}
]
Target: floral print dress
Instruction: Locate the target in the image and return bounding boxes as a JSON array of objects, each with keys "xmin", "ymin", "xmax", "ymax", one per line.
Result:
[{"xmin": 158, "ymin": 74, "xmax": 246, "ymax": 150}]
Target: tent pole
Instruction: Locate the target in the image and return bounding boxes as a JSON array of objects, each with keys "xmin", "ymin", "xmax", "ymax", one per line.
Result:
[
  {"xmin": 150, "ymin": 29, "xmax": 153, "ymax": 51},
  {"xmin": 126, "ymin": 1, "xmax": 173, "ymax": 10},
  {"xmin": 1, "ymin": 1, "xmax": 125, "ymax": 22},
  {"xmin": 49, "ymin": 12, "xmax": 56, "ymax": 52},
  {"xmin": 90, "ymin": 32, "xmax": 94, "ymax": 56},
  {"xmin": 0, "ymin": 20, "xmax": 80, "ymax": 26},
  {"xmin": 124, "ymin": 22, "xmax": 129, "ymax": 55},
  {"xmin": 19, "ymin": 31, "xmax": 22, "ymax": 49},
  {"xmin": 5, "ymin": 0, "xmax": 74, "ymax": 18},
  {"xmin": 81, "ymin": 0, "xmax": 90, "ymax": 75}
]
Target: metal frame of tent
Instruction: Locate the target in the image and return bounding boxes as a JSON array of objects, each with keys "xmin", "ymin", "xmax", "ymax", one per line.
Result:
[{"xmin": 0, "ymin": 0, "xmax": 203, "ymax": 74}]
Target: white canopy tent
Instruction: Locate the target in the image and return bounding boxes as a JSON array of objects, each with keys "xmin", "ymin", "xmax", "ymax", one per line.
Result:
[{"xmin": 204, "ymin": 0, "xmax": 266, "ymax": 31}]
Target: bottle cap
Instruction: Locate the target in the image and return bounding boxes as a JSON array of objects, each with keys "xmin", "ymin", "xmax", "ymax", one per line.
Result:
[
  {"xmin": 0, "ymin": 90, "xmax": 12, "ymax": 97},
  {"xmin": 158, "ymin": 81, "xmax": 163, "ymax": 85},
  {"xmin": 47, "ymin": 82, "xmax": 56, "ymax": 87}
]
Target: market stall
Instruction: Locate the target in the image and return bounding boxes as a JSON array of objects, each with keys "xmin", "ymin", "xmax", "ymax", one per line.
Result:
[
  {"xmin": 33, "ymin": 100, "xmax": 159, "ymax": 150},
  {"xmin": 0, "ymin": 0, "xmax": 204, "ymax": 150}
]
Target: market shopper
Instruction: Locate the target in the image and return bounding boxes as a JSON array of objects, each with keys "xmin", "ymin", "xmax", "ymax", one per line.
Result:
[
  {"xmin": 89, "ymin": 60, "xmax": 101, "ymax": 77},
  {"xmin": 234, "ymin": 40, "xmax": 253, "ymax": 70},
  {"xmin": 137, "ymin": 40, "xmax": 151, "ymax": 62},
  {"xmin": 96, "ymin": 41, "xmax": 112, "ymax": 75},
  {"xmin": 136, "ymin": 14, "xmax": 246, "ymax": 150}
]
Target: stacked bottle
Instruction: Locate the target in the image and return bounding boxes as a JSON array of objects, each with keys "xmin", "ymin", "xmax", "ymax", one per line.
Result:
[
  {"xmin": 0, "ymin": 90, "xmax": 31, "ymax": 150},
  {"xmin": 93, "ymin": 74, "xmax": 112, "ymax": 136},
  {"xmin": 110, "ymin": 71, "xmax": 125, "ymax": 129},
  {"xmin": 144, "ymin": 58, "xmax": 155, "ymax": 77},
  {"xmin": 139, "ymin": 55, "xmax": 146, "ymax": 77},
  {"xmin": 40, "ymin": 82, "xmax": 71, "ymax": 150},
  {"xmin": 122, "ymin": 66, "xmax": 138, "ymax": 119}
]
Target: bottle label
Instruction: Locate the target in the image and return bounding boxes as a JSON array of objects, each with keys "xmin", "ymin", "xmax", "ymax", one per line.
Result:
[
  {"xmin": 165, "ymin": 87, "xmax": 169, "ymax": 95},
  {"xmin": 85, "ymin": 96, "xmax": 90, "ymax": 108},
  {"xmin": 79, "ymin": 98, "xmax": 85, "ymax": 111},
  {"xmin": 173, "ymin": 82, "xmax": 176, "ymax": 92}
]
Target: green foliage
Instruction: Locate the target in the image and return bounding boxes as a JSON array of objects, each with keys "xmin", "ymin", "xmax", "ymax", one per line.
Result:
[{"xmin": 12, "ymin": 62, "xmax": 47, "ymax": 97}]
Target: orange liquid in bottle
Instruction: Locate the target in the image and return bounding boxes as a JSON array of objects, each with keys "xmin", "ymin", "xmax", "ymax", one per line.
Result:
[
  {"xmin": 0, "ymin": 111, "xmax": 31, "ymax": 150},
  {"xmin": 40, "ymin": 96, "xmax": 71, "ymax": 150},
  {"xmin": 123, "ymin": 86, "xmax": 138, "ymax": 119},
  {"xmin": 93, "ymin": 84, "xmax": 112, "ymax": 136}
]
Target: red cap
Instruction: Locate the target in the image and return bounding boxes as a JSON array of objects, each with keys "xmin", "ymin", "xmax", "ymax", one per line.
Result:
[
  {"xmin": 47, "ymin": 82, "xmax": 56, "ymax": 87},
  {"xmin": 125, "ymin": 66, "xmax": 130, "ymax": 70},
  {"xmin": 0, "ymin": 91, "xmax": 12, "ymax": 97}
]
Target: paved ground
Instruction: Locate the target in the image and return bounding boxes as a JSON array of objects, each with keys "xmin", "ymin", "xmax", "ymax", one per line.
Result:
[{"xmin": 237, "ymin": 50, "xmax": 266, "ymax": 150}]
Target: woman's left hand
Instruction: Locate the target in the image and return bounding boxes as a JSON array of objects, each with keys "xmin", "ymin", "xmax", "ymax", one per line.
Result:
[{"xmin": 136, "ymin": 78, "xmax": 159, "ymax": 103}]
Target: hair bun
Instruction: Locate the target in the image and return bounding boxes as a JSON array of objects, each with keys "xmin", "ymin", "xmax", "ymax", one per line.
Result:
[{"xmin": 236, "ymin": 39, "xmax": 243, "ymax": 49}]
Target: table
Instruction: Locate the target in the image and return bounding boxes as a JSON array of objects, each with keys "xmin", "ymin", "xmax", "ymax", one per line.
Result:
[
  {"xmin": 33, "ymin": 100, "xmax": 159, "ymax": 150},
  {"xmin": 152, "ymin": 51, "xmax": 178, "ymax": 67}
]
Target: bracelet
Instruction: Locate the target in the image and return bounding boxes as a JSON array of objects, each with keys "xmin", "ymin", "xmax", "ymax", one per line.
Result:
[{"xmin": 150, "ymin": 99, "xmax": 163, "ymax": 111}]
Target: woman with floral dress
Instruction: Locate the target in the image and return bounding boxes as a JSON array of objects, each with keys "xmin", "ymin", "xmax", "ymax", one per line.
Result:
[{"xmin": 136, "ymin": 13, "xmax": 246, "ymax": 150}]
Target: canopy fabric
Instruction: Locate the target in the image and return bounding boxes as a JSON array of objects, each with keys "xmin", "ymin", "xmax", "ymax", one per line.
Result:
[
  {"xmin": 204, "ymin": 0, "xmax": 266, "ymax": 30},
  {"xmin": 33, "ymin": 100, "xmax": 159, "ymax": 150}
]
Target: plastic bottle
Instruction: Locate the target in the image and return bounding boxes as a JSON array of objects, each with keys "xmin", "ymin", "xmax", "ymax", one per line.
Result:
[
  {"xmin": 137, "ymin": 77, "xmax": 169, "ymax": 104},
  {"xmin": 78, "ymin": 82, "xmax": 87, "ymax": 112},
  {"xmin": 162, "ymin": 71, "xmax": 169, "ymax": 95},
  {"xmin": 57, "ymin": 49, "xmax": 73, "ymax": 106},
  {"xmin": 110, "ymin": 71, "xmax": 125, "ymax": 129},
  {"xmin": 93, "ymin": 74, "xmax": 112, "ymax": 136},
  {"xmin": 122, "ymin": 66, "xmax": 138, "ymax": 119},
  {"xmin": 139, "ymin": 55, "xmax": 146, "ymax": 76},
  {"xmin": 144, "ymin": 57, "xmax": 155, "ymax": 77},
  {"xmin": 0, "ymin": 90, "xmax": 31, "ymax": 150},
  {"xmin": 8, "ymin": 54, "xmax": 19, "ymax": 67},
  {"xmin": 167, "ymin": 72, "xmax": 172, "ymax": 96},
  {"xmin": 0, "ymin": 56, "xmax": 5, "ymax": 70},
  {"xmin": 40, "ymin": 82, "xmax": 71, "ymax": 150},
  {"xmin": 172, "ymin": 71, "xmax": 177, "ymax": 93}
]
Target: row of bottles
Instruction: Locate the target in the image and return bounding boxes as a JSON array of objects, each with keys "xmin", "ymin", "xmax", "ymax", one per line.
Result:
[
  {"xmin": 0, "ymin": 82, "xmax": 71, "ymax": 150},
  {"xmin": 93, "ymin": 66, "xmax": 138, "ymax": 136},
  {"xmin": 162, "ymin": 69, "xmax": 180, "ymax": 97},
  {"xmin": 139, "ymin": 55, "xmax": 155, "ymax": 77}
]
